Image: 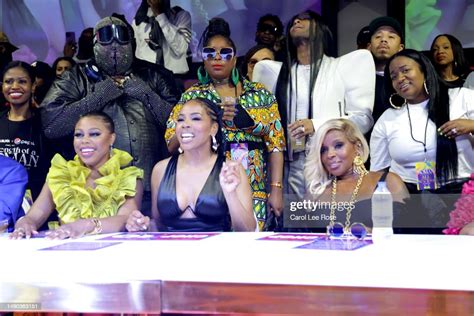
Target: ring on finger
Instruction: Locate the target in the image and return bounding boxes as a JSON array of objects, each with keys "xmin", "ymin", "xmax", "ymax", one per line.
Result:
[{"xmin": 452, "ymin": 128, "xmax": 457, "ymax": 134}]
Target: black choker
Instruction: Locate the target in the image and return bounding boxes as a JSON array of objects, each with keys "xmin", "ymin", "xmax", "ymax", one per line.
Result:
[{"xmin": 212, "ymin": 78, "xmax": 230, "ymax": 86}]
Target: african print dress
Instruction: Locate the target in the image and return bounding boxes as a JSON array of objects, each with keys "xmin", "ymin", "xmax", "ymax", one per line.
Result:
[{"xmin": 165, "ymin": 78, "xmax": 285, "ymax": 230}]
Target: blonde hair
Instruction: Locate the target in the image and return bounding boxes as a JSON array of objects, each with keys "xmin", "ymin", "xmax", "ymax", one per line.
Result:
[{"xmin": 304, "ymin": 118, "xmax": 369, "ymax": 196}]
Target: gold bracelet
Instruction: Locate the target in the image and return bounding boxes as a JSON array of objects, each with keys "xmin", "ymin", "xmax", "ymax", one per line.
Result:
[
  {"xmin": 270, "ymin": 182, "xmax": 283, "ymax": 189},
  {"xmin": 89, "ymin": 218, "xmax": 103, "ymax": 235}
]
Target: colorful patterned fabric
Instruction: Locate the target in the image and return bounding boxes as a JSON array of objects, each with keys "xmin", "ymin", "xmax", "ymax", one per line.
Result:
[{"xmin": 165, "ymin": 79, "xmax": 285, "ymax": 230}]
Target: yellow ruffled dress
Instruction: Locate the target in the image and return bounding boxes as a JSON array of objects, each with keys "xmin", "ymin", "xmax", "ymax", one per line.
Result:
[{"xmin": 46, "ymin": 149, "xmax": 144, "ymax": 224}]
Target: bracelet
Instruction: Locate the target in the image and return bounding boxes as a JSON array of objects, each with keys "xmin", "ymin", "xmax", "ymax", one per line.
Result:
[
  {"xmin": 89, "ymin": 218, "xmax": 103, "ymax": 235},
  {"xmin": 270, "ymin": 182, "xmax": 283, "ymax": 189}
]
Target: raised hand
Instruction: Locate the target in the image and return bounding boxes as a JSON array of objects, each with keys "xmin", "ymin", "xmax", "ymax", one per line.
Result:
[{"xmin": 219, "ymin": 159, "xmax": 242, "ymax": 193}]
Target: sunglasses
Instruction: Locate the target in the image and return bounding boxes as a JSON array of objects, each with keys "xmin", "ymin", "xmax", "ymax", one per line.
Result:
[
  {"xmin": 327, "ymin": 222, "xmax": 368, "ymax": 240},
  {"xmin": 257, "ymin": 23, "xmax": 280, "ymax": 36},
  {"xmin": 296, "ymin": 12, "xmax": 312, "ymax": 21},
  {"xmin": 95, "ymin": 24, "xmax": 130, "ymax": 45},
  {"xmin": 202, "ymin": 47, "xmax": 234, "ymax": 61}
]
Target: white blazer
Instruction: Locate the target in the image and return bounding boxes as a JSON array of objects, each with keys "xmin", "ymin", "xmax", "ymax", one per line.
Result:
[{"xmin": 253, "ymin": 49, "xmax": 375, "ymax": 136}]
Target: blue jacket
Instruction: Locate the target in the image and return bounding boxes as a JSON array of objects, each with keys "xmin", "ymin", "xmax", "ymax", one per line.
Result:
[{"xmin": 0, "ymin": 156, "xmax": 28, "ymax": 232}]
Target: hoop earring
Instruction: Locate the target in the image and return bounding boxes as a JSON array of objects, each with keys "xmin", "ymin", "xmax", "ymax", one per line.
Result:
[
  {"xmin": 211, "ymin": 135, "xmax": 218, "ymax": 152},
  {"xmin": 423, "ymin": 81, "xmax": 429, "ymax": 96},
  {"xmin": 109, "ymin": 145, "xmax": 114, "ymax": 156},
  {"xmin": 197, "ymin": 66, "xmax": 210, "ymax": 85},
  {"xmin": 231, "ymin": 67, "xmax": 239, "ymax": 86},
  {"xmin": 389, "ymin": 93, "xmax": 405, "ymax": 109},
  {"xmin": 352, "ymin": 155, "xmax": 367, "ymax": 176}
]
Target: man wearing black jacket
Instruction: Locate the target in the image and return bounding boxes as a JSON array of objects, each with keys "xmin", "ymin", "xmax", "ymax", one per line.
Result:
[{"xmin": 41, "ymin": 16, "xmax": 180, "ymax": 216}]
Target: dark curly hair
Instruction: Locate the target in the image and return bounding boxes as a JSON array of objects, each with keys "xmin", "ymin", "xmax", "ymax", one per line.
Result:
[{"xmin": 200, "ymin": 17, "xmax": 236, "ymax": 54}]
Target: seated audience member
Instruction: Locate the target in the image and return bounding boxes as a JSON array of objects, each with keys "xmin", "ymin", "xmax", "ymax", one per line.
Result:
[
  {"xmin": 165, "ymin": 18, "xmax": 285, "ymax": 231},
  {"xmin": 1, "ymin": 61, "xmax": 51, "ymax": 202},
  {"xmin": 303, "ymin": 118, "xmax": 408, "ymax": 233},
  {"xmin": 430, "ymin": 34, "xmax": 471, "ymax": 87},
  {"xmin": 126, "ymin": 98, "xmax": 255, "ymax": 232},
  {"xmin": 132, "ymin": 0, "xmax": 191, "ymax": 75},
  {"xmin": 444, "ymin": 172, "xmax": 474, "ymax": 235},
  {"xmin": 10, "ymin": 112, "xmax": 144, "ymax": 239},
  {"xmin": 241, "ymin": 44, "xmax": 275, "ymax": 81},
  {"xmin": 0, "ymin": 156, "xmax": 28, "ymax": 232},
  {"xmin": 371, "ymin": 49, "xmax": 474, "ymax": 231},
  {"xmin": 51, "ymin": 56, "xmax": 76, "ymax": 78}
]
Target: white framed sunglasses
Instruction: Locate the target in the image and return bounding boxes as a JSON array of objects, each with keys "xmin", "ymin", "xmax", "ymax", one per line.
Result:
[{"xmin": 202, "ymin": 47, "xmax": 234, "ymax": 61}]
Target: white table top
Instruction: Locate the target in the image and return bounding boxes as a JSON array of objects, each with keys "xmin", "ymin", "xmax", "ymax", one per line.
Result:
[{"xmin": 1, "ymin": 232, "xmax": 473, "ymax": 292}]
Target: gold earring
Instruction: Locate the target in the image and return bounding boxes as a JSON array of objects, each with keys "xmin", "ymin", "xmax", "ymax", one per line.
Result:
[{"xmin": 353, "ymin": 155, "xmax": 367, "ymax": 176}]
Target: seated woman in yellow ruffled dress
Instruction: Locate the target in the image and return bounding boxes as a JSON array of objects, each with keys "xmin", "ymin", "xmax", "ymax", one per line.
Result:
[{"xmin": 10, "ymin": 112, "xmax": 144, "ymax": 239}]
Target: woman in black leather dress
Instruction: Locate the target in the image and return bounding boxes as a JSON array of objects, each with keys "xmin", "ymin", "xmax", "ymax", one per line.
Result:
[{"xmin": 126, "ymin": 98, "xmax": 256, "ymax": 232}]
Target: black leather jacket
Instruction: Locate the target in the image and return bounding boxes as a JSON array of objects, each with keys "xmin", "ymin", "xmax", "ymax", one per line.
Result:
[{"xmin": 40, "ymin": 59, "xmax": 180, "ymax": 191}]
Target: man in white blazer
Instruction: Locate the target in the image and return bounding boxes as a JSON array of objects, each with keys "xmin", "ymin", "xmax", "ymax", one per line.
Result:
[{"xmin": 253, "ymin": 10, "xmax": 375, "ymax": 200}]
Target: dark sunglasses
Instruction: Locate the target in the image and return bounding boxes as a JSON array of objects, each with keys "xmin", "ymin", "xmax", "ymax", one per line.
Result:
[
  {"xmin": 296, "ymin": 12, "xmax": 312, "ymax": 21},
  {"xmin": 202, "ymin": 47, "xmax": 234, "ymax": 61},
  {"xmin": 95, "ymin": 24, "xmax": 130, "ymax": 45},
  {"xmin": 257, "ymin": 23, "xmax": 279, "ymax": 36}
]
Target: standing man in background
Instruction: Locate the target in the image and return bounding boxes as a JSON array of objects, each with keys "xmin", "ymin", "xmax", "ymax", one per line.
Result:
[
  {"xmin": 367, "ymin": 16, "xmax": 404, "ymax": 125},
  {"xmin": 132, "ymin": 0, "xmax": 191, "ymax": 76},
  {"xmin": 41, "ymin": 16, "xmax": 180, "ymax": 217},
  {"xmin": 254, "ymin": 10, "xmax": 375, "ymax": 199}
]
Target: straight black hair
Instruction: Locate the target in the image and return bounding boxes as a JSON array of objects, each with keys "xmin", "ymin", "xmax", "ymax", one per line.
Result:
[
  {"xmin": 384, "ymin": 49, "xmax": 458, "ymax": 184},
  {"xmin": 430, "ymin": 34, "xmax": 470, "ymax": 80},
  {"xmin": 274, "ymin": 10, "xmax": 335, "ymax": 141}
]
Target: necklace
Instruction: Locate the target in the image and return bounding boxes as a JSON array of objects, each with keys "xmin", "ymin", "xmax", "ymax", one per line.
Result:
[
  {"xmin": 406, "ymin": 103, "xmax": 430, "ymax": 157},
  {"xmin": 329, "ymin": 171, "xmax": 367, "ymax": 232},
  {"xmin": 212, "ymin": 78, "xmax": 230, "ymax": 86}
]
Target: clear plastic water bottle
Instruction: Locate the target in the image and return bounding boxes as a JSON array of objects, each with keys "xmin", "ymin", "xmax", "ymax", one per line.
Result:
[{"xmin": 371, "ymin": 181, "xmax": 394, "ymax": 240}]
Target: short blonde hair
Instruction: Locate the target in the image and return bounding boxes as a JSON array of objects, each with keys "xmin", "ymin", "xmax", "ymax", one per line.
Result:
[{"xmin": 305, "ymin": 118, "xmax": 369, "ymax": 195}]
